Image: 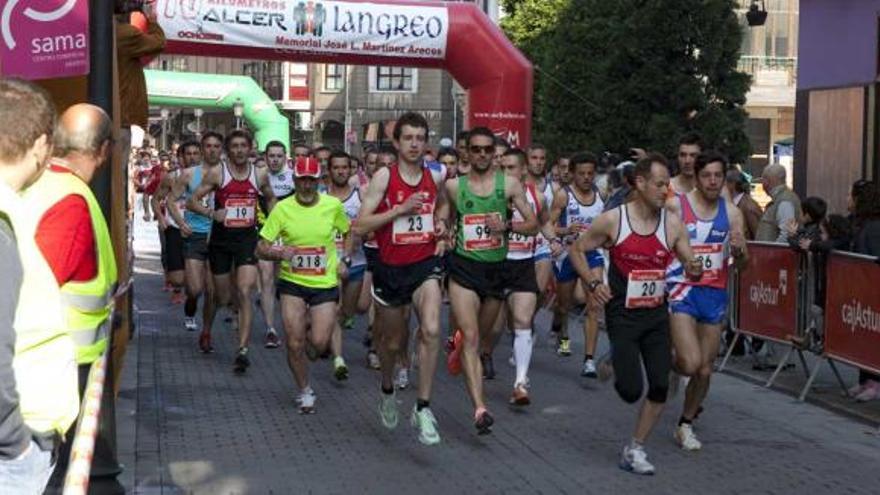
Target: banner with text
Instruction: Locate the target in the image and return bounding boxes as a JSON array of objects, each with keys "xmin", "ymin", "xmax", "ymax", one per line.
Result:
[
  {"xmin": 824, "ymin": 252, "xmax": 880, "ymax": 374},
  {"xmin": 157, "ymin": 0, "xmax": 449, "ymax": 59},
  {"xmin": 0, "ymin": 0, "xmax": 90, "ymax": 80},
  {"xmin": 736, "ymin": 242, "xmax": 800, "ymax": 343}
]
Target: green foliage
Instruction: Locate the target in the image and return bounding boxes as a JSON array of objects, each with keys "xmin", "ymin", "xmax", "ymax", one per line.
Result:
[{"xmin": 503, "ymin": 0, "xmax": 752, "ymax": 162}]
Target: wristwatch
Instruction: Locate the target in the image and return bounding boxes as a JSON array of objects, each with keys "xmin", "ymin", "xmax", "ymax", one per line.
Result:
[
  {"xmin": 586, "ymin": 279, "xmax": 602, "ymax": 292},
  {"xmin": 342, "ymin": 256, "xmax": 352, "ymax": 267}
]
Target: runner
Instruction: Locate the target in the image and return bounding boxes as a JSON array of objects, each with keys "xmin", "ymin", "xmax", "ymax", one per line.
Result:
[
  {"xmin": 569, "ymin": 153, "xmax": 702, "ymax": 475},
  {"xmin": 328, "ymin": 150, "xmax": 366, "ymax": 380},
  {"xmin": 187, "ymin": 130, "xmax": 277, "ymax": 374},
  {"xmin": 442, "ymin": 127, "xmax": 539, "ymax": 432},
  {"xmin": 256, "ymin": 156, "xmax": 352, "ymax": 413},
  {"xmin": 525, "ymin": 144, "xmax": 557, "ymax": 329},
  {"xmin": 670, "ymin": 133, "xmax": 703, "ymax": 196},
  {"xmin": 257, "ymin": 140, "xmax": 294, "ymax": 349},
  {"xmin": 437, "ymin": 147, "xmax": 460, "ymax": 179},
  {"xmin": 151, "ymin": 149, "xmax": 187, "ymax": 304},
  {"xmin": 167, "ymin": 134, "xmax": 221, "ymax": 350},
  {"xmin": 292, "ymin": 143, "xmax": 312, "ymax": 160},
  {"xmin": 666, "ymin": 151, "xmax": 748, "ymax": 451},
  {"xmin": 548, "ymin": 153, "xmax": 605, "ymax": 373},
  {"xmin": 355, "ymin": 112, "xmax": 447, "ymax": 445}
]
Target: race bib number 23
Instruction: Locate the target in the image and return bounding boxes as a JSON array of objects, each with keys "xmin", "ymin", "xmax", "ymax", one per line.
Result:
[{"xmin": 392, "ymin": 203, "xmax": 434, "ymax": 245}]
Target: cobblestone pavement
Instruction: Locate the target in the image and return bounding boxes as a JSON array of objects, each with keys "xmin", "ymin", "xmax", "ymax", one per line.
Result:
[{"xmin": 122, "ymin": 213, "xmax": 880, "ymax": 494}]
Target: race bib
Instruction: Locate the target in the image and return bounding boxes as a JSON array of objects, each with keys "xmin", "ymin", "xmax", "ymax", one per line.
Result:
[
  {"xmin": 463, "ymin": 213, "xmax": 503, "ymax": 251},
  {"xmin": 334, "ymin": 231, "xmax": 345, "ymax": 252},
  {"xmin": 693, "ymin": 244, "xmax": 725, "ymax": 284},
  {"xmin": 625, "ymin": 269, "xmax": 665, "ymax": 309},
  {"xmin": 290, "ymin": 246, "xmax": 327, "ymax": 276},
  {"xmin": 392, "ymin": 204, "xmax": 434, "ymax": 245},
  {"xmin": 224, "ymin": 198, "xmax": 256, "ymax": 228},
  {"xmin": 508, "ymin": 221, "xmax": 534, "ymax": 253}
]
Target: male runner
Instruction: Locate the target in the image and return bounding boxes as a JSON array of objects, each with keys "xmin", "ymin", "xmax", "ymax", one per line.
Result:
[
  {"xmin": 152, "ymin": 146, "xmax": 191, "ymax": 305},
  {"xmin": 257, "ymin": 140, "xmax": 294, "ymax": 349},
  {"xmin": 670, "ymin": 132, "xmax": 703, "ymax": 196},
  {"xmin": 525, "ymin": 144, "xmax": 557, "ymax": 318},
  {"xmin": 570, "ymin": 153, "xmax": 702, "ymax": 475},
  {"xmin": 256, "ymin": 157, "xmax": 351, "ymax": 413},
  {"xmin": 187, "ymin": 130, "xmax": 277, "ymax": 373},
  {"xmin": 666, "ymin": 151, "xmax": 748, "ymax": 450},
  {"xmin": 548, "ymin": 153, "xmax": 605, "ymax": 373},
  {"xmin": 355, "ymin": 112, "xmax": 447, "ymax": 445},
  {"xmin": 442, "ymin": 128, "xmax": 538, "ymax": 431},
  {"xmin": 292, "ymin": 143, "xmax": 311, "ymax": 159},
  {"xmin": 168, "ymin": 133, "xmax": 221, "ymax": 349}
]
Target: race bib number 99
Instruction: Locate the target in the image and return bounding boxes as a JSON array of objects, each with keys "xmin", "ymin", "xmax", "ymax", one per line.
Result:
[
  {"xmin": 692, "ymin": 244, "xmax": 724, "ymax": 284},
  {"xmin": 392, "ymin": 204, "xmax": 434, "ymax": 245},
  {"xmin": 463, "ymin": 213, "xmax": 503, "ymax": 251},
  {"xmin": 625, "ymin": 269, "xmax": 665, "ymax": 309},
  {"xmin": 290, "ymin": 246, "xmax": 327, "ymax": 276},
  {"xmin": 224, "ymin": 198, "xmax": 256, "ymax": 228}
]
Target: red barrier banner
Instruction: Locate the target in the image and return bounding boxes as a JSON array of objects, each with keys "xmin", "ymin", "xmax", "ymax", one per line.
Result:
[
  {"xmin": 824, "ymin": 252, "xmax": 880, "ymax": 374},
  {"xmin": 736, "ymin": 242, "xmax": 800, "ymax": 343}
]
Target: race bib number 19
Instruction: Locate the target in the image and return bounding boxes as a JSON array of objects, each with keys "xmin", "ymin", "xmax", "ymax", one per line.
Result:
[
  {"xmin": 290, "ymin": 246, "xmax": 327, "ymax": 276},
  {"xmin": 224, "ymin": 198, "xmax": 256, "ymax": 228},
  {"xmin": 625, "ymin": 269, "xmax": 665, "ymax": 309}
]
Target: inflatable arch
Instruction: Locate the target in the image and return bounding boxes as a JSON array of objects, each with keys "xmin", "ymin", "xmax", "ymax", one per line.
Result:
[
  {"xmin": 155, "ymin": 0, "xmax": 533, "ymax": 146},
  {"xmin": 145, "ymin": 69, "xmax": 291, "ymax": 151}
]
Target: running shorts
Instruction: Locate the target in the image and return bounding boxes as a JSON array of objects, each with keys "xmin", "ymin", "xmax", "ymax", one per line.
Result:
[
  {"xmin": 183, "ymin": 232, "xmax": 210, "ymax": 261},
  {"xmin": 554, "ymin": 250, "xmax": 605, "ymax": 283},
  {"xmin": 448, "ymin": 253, "xmax": 506, "ymax": 300},
  {"xmin": 372, "ymin": 256, "xmax": 444, "ymax": 307},
  {"xmin": 209, "ymin": 236, "xmax": 258, "ymax": 275},
  {"xmin": 669, "ymin": 285, "xmax": 728, "ymax": 325},
  {"xmin": 163, "ymin": 226, "xmax": 185, "ymax": 272},
  {"xmin": 502, "ymin": 257, "xmax": 539, "ymax": 296},
  {"xmin": 278, "ymin": 279, "xmax": 339, "ymax": 306},
  {"xmin": 363, "ymin": 245, "xmax": 379, "ymax": 273}
]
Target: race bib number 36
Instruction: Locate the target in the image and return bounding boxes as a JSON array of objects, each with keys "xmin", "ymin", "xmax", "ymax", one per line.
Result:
[
  {"xmin": 625, "ymin": 269, "xmax": 665, "ymax": 309},
  {"xmin": 462, "ymin": 213, "xmax": 503, "ymax": 251},
  {"xmin": 290, "ymin": 246, "xmax": 327, "ymax": 276},
  {"xmin": 224, "ymin": 198, "xmax": 256, "ymax": 228},
  {"xmin": 693, "ymin": 244, "xmax": 724, "ymax": 284},
  {"xmin": 392, "ymin": 204, "xmax": 434, "ymax": 245}
]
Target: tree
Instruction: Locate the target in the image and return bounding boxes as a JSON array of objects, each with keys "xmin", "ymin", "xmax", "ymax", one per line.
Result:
[{"xmin": 508, "ymin": 0, "xmax": 752, "ymax": 163}]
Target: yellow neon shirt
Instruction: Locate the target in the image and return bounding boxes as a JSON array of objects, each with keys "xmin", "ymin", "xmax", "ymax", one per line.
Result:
[{"xmin": 260, "ymin": 194, "xmax": 350, "ymax": 288}]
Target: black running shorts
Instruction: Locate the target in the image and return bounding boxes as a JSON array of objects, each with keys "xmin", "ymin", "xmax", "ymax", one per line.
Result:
[{"xmin": 372, "ymin": 256, "xmax": 444, "ymax": 307}]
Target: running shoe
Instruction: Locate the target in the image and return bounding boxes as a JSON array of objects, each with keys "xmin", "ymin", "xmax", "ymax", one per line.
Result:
[
  {"xmin": 184, "ymin": 317, "xmax": 198, "ymax": 332},
  {"xmin": 410, "ymin": 406, "xmax": 441, "ymax": 446},
  {"xmin": 446, "ymin": 329, "xmax": 464, "ymax": 376},
  {"xmin": 379, "ymin": 391, "xmax": 398, "ymax": 429},
  {"xmin": 395, "ymin": 368, "xmax": 409, "ymax": 390},
  {"xmin": 855, "ymin": 380, "xmax": 880, "ymax": 402},
  {"xmin": 198, "ymin": 330, "xmax": 214, "ymax": 354},
  {"xmin": 342, "ymin": 316, "xmax": 355, "ymax": 330},
  {"xmin": 264, "ymin": 328, "xmax": 280, "ymax": 349},
  {"xmin": 674, "ymin": 424, "xmax": 702, "ymax": 451},
  {"xmin": 556, "ymin": 337, "xmax": 571, "ymax": 356},
  {"xmin": 297, "ymin": 388, "xmax": 317, "ymax": 415},
  {"xmin": 509, "ymin": 384, "xmax": 530, "ymax": 406},
  {"xmin": 366, "ymin": 350, "xmax": 381, "ymax": 370},
  {"xmin": 581, "ymin": 358, "xmax": 598, "ymax": 378},
  {"xmin": 474, "ymin": 408, "xmax": 494, "ymax": 435},
  {"xmin": 620, "ymin": 443, "xmax": 655, "ymax": 475},
  {"xmin": 481, "ymin": 353, "xmax": 496, "ymax": 380},
  {"xmin": 333, "ymin": 356, "xmax": 349, "ymax": 381},
  {"xmin": 233, "ymin": 347, "xmax": 250, "ymax": 374}
]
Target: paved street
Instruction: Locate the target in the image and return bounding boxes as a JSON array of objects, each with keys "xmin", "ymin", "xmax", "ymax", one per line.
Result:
[{"xmin": 119, "ymin": 212, "xmax": 880, "ymax": 494}]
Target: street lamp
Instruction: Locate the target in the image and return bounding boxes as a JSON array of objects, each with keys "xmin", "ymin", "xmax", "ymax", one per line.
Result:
[
  {"xmin": 193, "ymin": 108, "xmax": 204, "ymax": 139},
  {"xmin": 233, "ymin": 99, "xmax": 244, "ymax": 130},
  {"xmin": 160, "ymin": 108, "xmax": 170, "ymax": 150}
]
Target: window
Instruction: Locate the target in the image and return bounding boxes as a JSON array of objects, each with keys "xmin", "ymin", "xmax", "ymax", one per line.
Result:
[
  {"xmin": 371, "ymin": 67, "xmax": 417, "ymax": 92},
  {"xmin": 324, "ymin": 64, "xmax": 344, "ymax": 92}
]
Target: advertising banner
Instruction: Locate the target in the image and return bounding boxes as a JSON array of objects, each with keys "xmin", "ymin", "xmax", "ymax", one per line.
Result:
[
  {"xmin": 736, "ymin": 242, "xmax": 800, "ymax": 343},
  {"xmin": 157, "ymin": 0, "xmax": 449, "ymax": 59},
  {"xmin": 824, "ymin": 252, "xmax": 880, "ymax": 374},
  {"xmin": 0, "ymin": 0, "xmax": 90, "ymax": 80}
]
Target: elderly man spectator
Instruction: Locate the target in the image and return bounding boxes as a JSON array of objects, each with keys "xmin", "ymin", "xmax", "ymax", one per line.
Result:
[
  {"xmin": 0, "ymin": 78, "xmax": 79, "ymax": 495},
  {"xmin": 756, "ymin": 164, "xmax": 801, "ymax": 243}
]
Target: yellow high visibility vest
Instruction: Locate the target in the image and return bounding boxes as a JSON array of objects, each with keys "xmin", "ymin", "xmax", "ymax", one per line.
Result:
[
  {"xmin": 0, "ymin": 182, "xmax": 79, "ymax": 437},
  {"xmin": 24, "ymin": 165, "xmax": 118, "ymax": 364}
]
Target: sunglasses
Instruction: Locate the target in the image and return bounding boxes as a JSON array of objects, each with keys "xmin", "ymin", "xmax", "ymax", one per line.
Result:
[{"xmin": 469, "ymin": 145, "xmax": 494, "ymax": 154}]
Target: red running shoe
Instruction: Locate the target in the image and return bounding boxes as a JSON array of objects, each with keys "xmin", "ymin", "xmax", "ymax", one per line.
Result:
[
  {"xmin": 198, "ymin": 330, "xmax": 214, "ymax": 354},
  {"xmin": 446, "ymin": 329, "xmax": 463, "ymax": 376}
]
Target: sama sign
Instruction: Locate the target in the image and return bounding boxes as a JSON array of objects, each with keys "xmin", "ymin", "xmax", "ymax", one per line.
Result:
[
  {"xmin": 0, "ymin": 0, "xmax": 90, "ymax": 80},
  {"xmin": 158, "ymin": 0, "xmax": 449, "ymax": 59}
]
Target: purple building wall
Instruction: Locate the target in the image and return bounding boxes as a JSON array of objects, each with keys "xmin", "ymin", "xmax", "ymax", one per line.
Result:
[{"xmin": 799, "ymin": 0, "xmax": 880, "ymax": 90}]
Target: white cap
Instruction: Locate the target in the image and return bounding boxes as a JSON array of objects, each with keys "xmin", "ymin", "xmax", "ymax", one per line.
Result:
[{"xmin": 439, "ymin": 137, "xmax": 453, "ymax": 148}]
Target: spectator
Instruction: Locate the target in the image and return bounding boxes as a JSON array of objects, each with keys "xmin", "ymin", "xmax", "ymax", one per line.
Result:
[
  {"xmin": 847, "ymin": 181, "xmax": 880, "ymax": 401},
  {"xmin": 785, "ymin": 196, "xmax": 827, "ymax": 249},
  {"xmin": 798, "ymin": 213, "xmax": 851, "ymax": 308},
  {"xmin": 0, "ymin": 78, "xmax": 79, "ymax": 494},
  {"xmin": 603, "ymin": 160, "xmax": 635, "ymax": 211},
  {"xmin": 756, "ymin": 164, "xmax": 800, "ymax": 243},
  {"xmin": 725, "ymin": 169, "xmax": 762, "ymax": 239}
]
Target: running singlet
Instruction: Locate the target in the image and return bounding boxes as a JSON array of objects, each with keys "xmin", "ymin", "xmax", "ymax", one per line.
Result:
[
  {"xmin": 163, "ymin": 169, "xmax": 184, "ymax": 229},
  {"xmin": 183, "ymin": 166, "xmax": 213, "ymax": 235},
  {"xmin": 559, "ymin": 186, "xmax": 605, "ymax": 244},
  {"xmin": 667, "ymin": 193, "xmax": 729, "ymax": 292},
  {"xmin": 335, "ymin": 188, "xmax": 367, "ymax": 268},
  {"xmin": 454, "ymin": 172, "xmax": 509, "ymax": 263},
  {"xmin": 269, "ymin": 168, "xmax": 295, "ymax": 200},
  {"xmin": 507, "ymin": 182, "xmax": 541, "ymax": 261},
  {"xmin": 213, "ymin": 163, "xmax": 260, "ymax": 242},
  {"xmin": 375, "ymin": 164, "xmax": 438, "ymax": 266},
  {"xmin": 608, "ymin": 204, "xmax": 673, "ymax": 313},
  {"xmin": 260, "ymin": 195, "xmax": 349, "ymax": 289}
]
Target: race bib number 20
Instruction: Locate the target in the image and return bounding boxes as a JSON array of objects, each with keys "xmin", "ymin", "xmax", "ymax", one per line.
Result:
[{"xmin": 625, "ymin": 269, "xmax": 665, "ymax": 309}]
